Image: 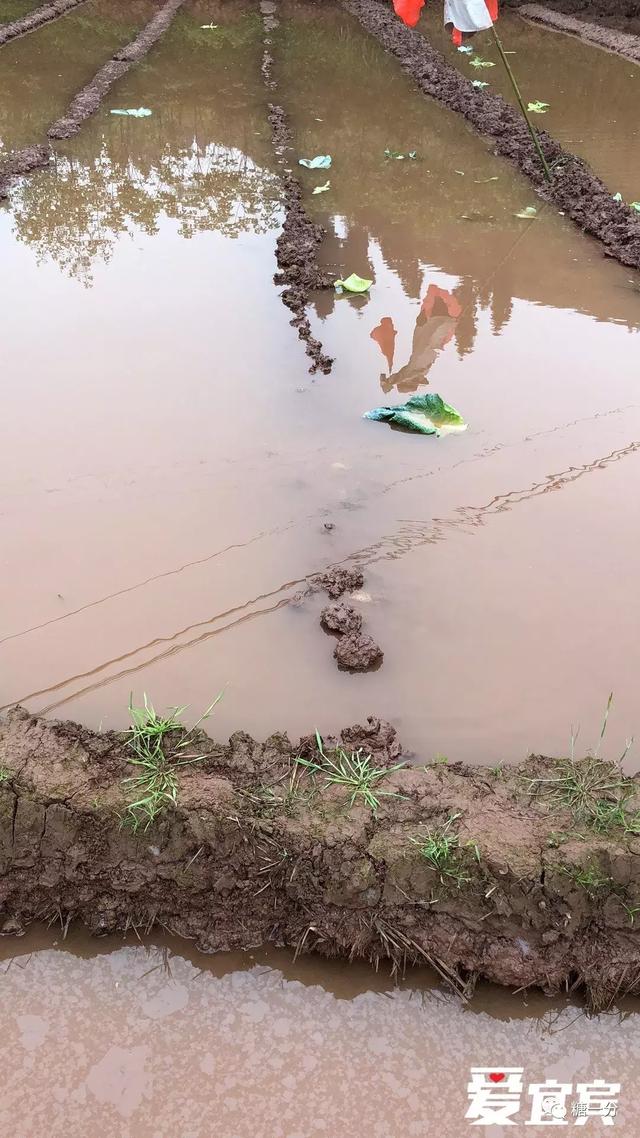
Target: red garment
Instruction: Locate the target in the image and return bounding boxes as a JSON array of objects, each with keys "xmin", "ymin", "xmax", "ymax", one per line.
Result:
[
  {"xmin": 449, "ymin": 1, "xmax": 499, "ymax": 43},
  {"xmin": 370, "ymin": 317, "xmax": 397, "ymax": 371},
  {"xmin": 393, "ymin": 0, "xmax": 425, "ymax": 27}
]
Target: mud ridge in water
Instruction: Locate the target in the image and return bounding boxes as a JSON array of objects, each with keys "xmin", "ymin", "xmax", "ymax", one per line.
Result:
[
  {"xmin": 3, "ymin": 705, "xmax": 640, "ymax": 1010},
  {"xmin": 48, "ymin": 0, "xmax": 185, "ymax": 139},
  {"xmin": 261, "ymin": 1, "xmax": 334, "ymax": 374},
  {"xmin": 0, "ymin": 144, "xmax": 50, "ymax": 199},
  {"xmin": 519, "ymin": 2, "xmax": 640, "ymax": 62},
  {"xmin": 0, "ymin": 0, "xmax": 88, "ymax": 48},
  {"xmin": 342, "ymin": 0, "xmax": 640, "ymax": 271},
  {"xmin": 507, "ymin": 0, "xmax": 640, "ymax": 36},
  {"xmin": 0, "ymin": 0, "xmax": 185, "ymax": 197}
]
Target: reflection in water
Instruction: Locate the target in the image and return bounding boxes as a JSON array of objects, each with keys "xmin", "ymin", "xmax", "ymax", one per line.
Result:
[
  {"xmin": 11, "ymin": 144, "xmax": 280, "ymax": 285},
  {"xmin": 0, "ymin": 928, "xmax": 639, "ymax": 1136},
  {"xmin": 376, "ymin": 283, "xmax": 462, "ymax": 392}
]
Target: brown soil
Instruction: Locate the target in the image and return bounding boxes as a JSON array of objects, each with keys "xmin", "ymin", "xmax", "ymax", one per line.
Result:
[
  {"xmin": 2, "ymin": 705, "xmax": 640, "ymax": 1008},
  {"xmin": 314, "ymin": 566, "xmax": 365, "ymax": 597},
  {"xmin": 48, "ymin": 0, "xmax": 185, "ymax": 140},
  {"xmin": 518, "ymin": 2, "xmax": 640, "ymax": 61},
  {"xmin": 334, "ymin": 630, "xmax": 384, "ymax": 670},
  {"xmin": 343, "ymin": 0, "xmax": 640, "ymax": 272},
  {"xmin": 0, "ymin": 0, "xmax": 88, "ymax": 48},
  {"xmin": 261, "ymin": 1, "xmax": 334, "ymax": 374},
  {"xmin": 321, "ymin": 602, "xmax": 363, "ymax": 635}
]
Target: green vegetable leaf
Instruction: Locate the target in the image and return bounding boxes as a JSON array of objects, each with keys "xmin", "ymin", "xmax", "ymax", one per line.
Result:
[
  {"xmin": 470, "ymin": 58, "xmax": 495, "ymax": 68},
  {"xmin": 312, "ymin": 180, "xmax": 330, "ymax": 194},
  {"xmin": 335, "ymin": 273, "xmax": 373, "ymax": 294},
  {"xmin": 364, "ymin": 394, "xmax": 467, "ymax": 436},
  {"xmin": 527, "ymin": 101, "xmax": 550, "ymax": 113},
  {"xmin": 631, "ymin": 202, "xmax": 640, "ymax": 213},
  {"xmin": 110, "ymin": 107, "xmax": 152, "ymax": 118},
  {"xmin": 514, "ymin": 206, "xmax": 538, "ymax": 219},
  {"xmin": 299, "ymin": 155, "xmax": 332, "ymax": 169},
  {"xmin": 613, "ymin": 192, "xmax": 623, "ymax": 202},
  {"xmin": 471, "ymin": 80, "xmax": 489, "ymax": 88},
  {"xmin": 457, "ymin": 45, "xmax": 474, "ymax": 54}
]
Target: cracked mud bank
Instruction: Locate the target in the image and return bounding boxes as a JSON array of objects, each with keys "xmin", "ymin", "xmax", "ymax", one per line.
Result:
[{"xmin": 2, "ymin": 707, "xmax": 640, "ymax": 1009}]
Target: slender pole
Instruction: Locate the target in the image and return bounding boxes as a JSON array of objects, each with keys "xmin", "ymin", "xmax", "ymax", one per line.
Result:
[{"xmin": 488, "ymin": 24, "xmax": 552, "ymax": 183}]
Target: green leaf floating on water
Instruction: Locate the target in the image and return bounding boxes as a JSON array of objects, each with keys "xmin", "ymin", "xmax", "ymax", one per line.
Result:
[
  {"xmin": 110, "ymin": 107, "xmax": 152, "ymax": 118},
  {"xmin": 471, "ymin": 80, "xmax": 489, "ymax": 88},
  {"xmin": 335, "ymin": 273, "xmax": 373, "ymax": 294},
  {"xmin": 514, "ymin": 206, "xmax": 538, "ymax": 219},
  {"xmin": 470, "ymin": 58, "xmax": 495, "ymax": 68},
  {"xmin": 299, "ymin": 155, "xmax": 332, "ymax": 169},
  {"xmin": 312, "ymin": 180, "xmax": 330, "ymax": 194},
  {"xmin": 384, "ymin": 148, "xmax": 418, "ymax": 160},
  {"xmin": 457, "ymin": 45, "xmax": 474, "ymax": 54},
  {"xmin": 364, "ymin": 394, "xmax": 467, "ymax": 436},
  {"xmin": 527, "ymin": 101, "xmax": 550, "ymax": 113}
]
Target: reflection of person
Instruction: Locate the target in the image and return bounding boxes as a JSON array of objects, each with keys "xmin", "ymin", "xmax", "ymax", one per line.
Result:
[{"xmin": 372, "ymin": 284, "xmax": 461, "ymax": 393}]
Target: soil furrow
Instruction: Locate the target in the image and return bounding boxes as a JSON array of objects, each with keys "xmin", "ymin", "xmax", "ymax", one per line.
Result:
[
  {"xmin": 0, "ymin": 0, "xmax": 88, "ymax": 48},
  {"xmin": 0, "ymin": 0, "xmax": 185, "ymax": 197},
  {"xmin": 519, "ymin": 3, "xmax": 640, "ymax": 62},
  {"xmin": 2, "ymin": 706, "xmax": 640, "ymax": 1010},
  {"xmin": 342, "ymin": 0, "xmax": 640, "ymax": 272},
  {"xmin": 48, "ymin": 0, "xmax": 185, "ymax": 139},
  {"xmin": 261, "ymin": 0, "xmax": 334, "ymax": 374}
]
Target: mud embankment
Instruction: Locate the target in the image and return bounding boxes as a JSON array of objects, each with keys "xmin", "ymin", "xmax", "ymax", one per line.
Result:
[
  {"xmin": 48, "ymin": 0, "xmax": 184, "ymax": 139},
  {"xmin": 343, "ymin": 0, "xmax": 640, "ymax": 272},
  {"xmin": 508, "ymin": 0, "xmax": 640, "ymax": 36},
  {"xmin": 3, "ymin": 706, "xmax": 640, "ymax": 1009},
  {"xmin": 261, "ymin": 1, "xmax": 334, "ymax": 374},
  {"xmin": 519, "ymin": 3, "xmax": 640, "ymax": 62},
  {"xmin": 0, "ymin": 0, "xmax": 88, "ymax": 48},
  {"xmin": 0, "ymin": 0, "xmax": 184, "ymax": 198}
]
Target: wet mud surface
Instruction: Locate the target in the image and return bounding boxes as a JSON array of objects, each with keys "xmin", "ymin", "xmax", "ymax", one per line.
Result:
[
  {"xmin": 0, "ymin": 0, "xmax": 88, "ymax": 47},
  {"xmin": 262, "ymin": 1, "xmax": 333, "ymax": 372},
  {"xmin": 519, "ymin": 2, "xmax": 640, "ymax": 60},
  {"xmin": 344, "ymin": 0, "xmax": 640, "ymax": 270},
  {"xmin": 3, "ymin": 705, "xmax": 640, "ymax": 1009}
]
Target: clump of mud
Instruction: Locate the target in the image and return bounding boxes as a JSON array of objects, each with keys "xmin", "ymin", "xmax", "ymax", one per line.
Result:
[
  {"xmin": 3, "ymin": 704, "xmax": 640, "ymax": 1009},
  {"xmin": 48, "ymin": 0, "xmax": 185, "ymax": 140},
  {"xmin": 0, "ymin": 0, "xmax": 88, "ymax": 48},
  {"xmin": 261, "ymin": 2, "xmax": 334, "ymax": 374},
  {"xmin": 317, "ymin": 569, "xmax": 383, "ymax": 670},
  {"xmin": 335, "ymin": 630, "xmax": 384, "ymax": 670},
  {"xmin": 314, "ymin": 566, "xmax": 365, "ymax": 598},
  {"xmin": 343, "ymin": 0, "xmax": 640, "ymax": 271}
]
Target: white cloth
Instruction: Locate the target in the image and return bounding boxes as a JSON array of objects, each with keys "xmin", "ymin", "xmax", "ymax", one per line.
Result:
[{"xmin": 444, "ymin": 0, "xmax": 494, "ymax": 33}]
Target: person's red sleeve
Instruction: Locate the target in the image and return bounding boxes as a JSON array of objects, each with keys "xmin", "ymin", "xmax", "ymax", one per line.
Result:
[{"xmin": 393, "ymin": 0, "xmax": 426, "ymax": 27}]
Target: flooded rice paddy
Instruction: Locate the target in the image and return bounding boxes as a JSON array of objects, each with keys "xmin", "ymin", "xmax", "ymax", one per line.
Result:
[
  {"xmin": 2, "ymin": 2, "xmax": 640, "ymax": 1129},
  {"xmin": 2, "ymin": 0, "xmax": 639, "ymax": 763}
]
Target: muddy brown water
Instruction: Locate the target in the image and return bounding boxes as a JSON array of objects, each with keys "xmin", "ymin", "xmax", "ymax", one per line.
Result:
[
  {"xmin": 1, "ymin": 0, "xmax": 640, "ymax": 769},
  {"xmin": 0, "ymin": 925, "xmax": 637, "ymax": 1136},
  {"xmin": 420, "ymin": 7, "xmax": 640, "ymax": 202}
]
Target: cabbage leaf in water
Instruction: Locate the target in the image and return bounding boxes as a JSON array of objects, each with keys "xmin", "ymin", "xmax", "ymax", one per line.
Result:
[
  {"xmin": 335, "ymin": 273, "xmax": 373, "ymax": 293},
  {"xmin": 364, "ymin": 393, "xmax": 467, "ymax": 436}
]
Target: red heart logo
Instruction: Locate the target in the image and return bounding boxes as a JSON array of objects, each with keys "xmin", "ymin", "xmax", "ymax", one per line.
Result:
[{"xmin": 489, "ymin": 1073, "xmax": 505, "ymax": 1083}]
